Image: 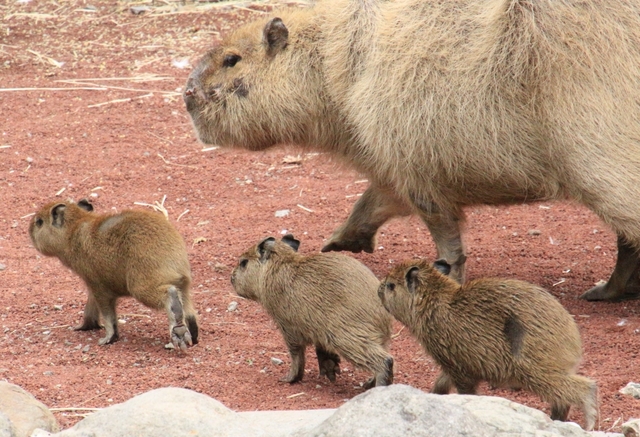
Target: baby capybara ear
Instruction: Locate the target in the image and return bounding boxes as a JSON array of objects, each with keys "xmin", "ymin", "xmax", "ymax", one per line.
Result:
[
  {"xmin": 77, "ymin": 199, "xmax": 94, "ymax": 212},
  {"xmin": 257, "ymin": 237, "xmax": 277, "ymax": 262},
  {"xmin": 263, "ymin": 17, "xmax": 289, "ymax": 57},
  {"xmin": 405, "ymin": 266, "xmax": 420, "ymax": 294},
  {"xmin": 50, "ymin": 204, "xmax": 67, "ymax": 228},
  {"xmin": 433, "ymin": 259, "xmax": 452, "ymax": 276},
  {"xmin": 281, "ymin": 234, "xmax": 300, "ymax": 252}
]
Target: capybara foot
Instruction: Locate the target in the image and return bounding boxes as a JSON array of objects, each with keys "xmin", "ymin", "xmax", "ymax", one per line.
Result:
[
  {"xmin": 580, "ymin": 282, "xmax": 640, "ymax": 302},
  {"xmin": 316, "ymin": 347, "xmax": 341, "ymax": 382},
  {"xmin": 279, "ymin": 373, "xmax": 303, "ymax": 384},
  {"xmin": 321, "ymin": 235, "xmax": 375, "ymax": 254},
  {"xmin": 98, "ymin": 332, "xmax": 118, "ymax": 345},
  {"xmin": 171, "ymin": 324, "xmax": 193, "ymax": 352}
]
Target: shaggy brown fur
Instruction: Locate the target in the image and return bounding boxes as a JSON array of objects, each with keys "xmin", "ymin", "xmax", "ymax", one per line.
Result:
[
  {"xmin": 231, "ymin": 234, "xmax": 393, "ymax": 387},
  {"xmin": 185, "ymin": 0, "xmax": 640, "ymax": 302},
  {"xmin": 379, "ymin": 259, "xmax": 598, "ymax": 430},
  {"xmin": 29, "ymin": 199, "xmax": 198, "ymax": 350}
]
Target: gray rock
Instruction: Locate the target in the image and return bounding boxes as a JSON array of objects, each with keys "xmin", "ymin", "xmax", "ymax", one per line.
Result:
[
  {"xmin": 622, "ymin": 419, "xmax": 640, "ymax": 437},
  {"xmin": 299, "ymin": 385, "xmax": 497, "ymax": 437},
  {"xmin": 0, "ymin": 382, "xmax": 58, "ymax": 437}
]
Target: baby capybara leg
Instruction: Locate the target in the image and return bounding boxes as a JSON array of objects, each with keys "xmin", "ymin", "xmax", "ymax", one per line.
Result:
[
  {"xmin": 165, "ymin": 286, "xmax": 193, "ymax": 351},
  {"xmin": 315, "ymin": 346, "xmax": 341, "ymax": 382},
  {"xmin": 282, "ymin": 343, "xmax": 306, "ymax": 383},
  {"xmin": 74, "ymin": 293, "xmax": 102, "ymax": 331},
  {"xmin": 431, "ymin": 372, "xmax": 454, "ymax": 394}
]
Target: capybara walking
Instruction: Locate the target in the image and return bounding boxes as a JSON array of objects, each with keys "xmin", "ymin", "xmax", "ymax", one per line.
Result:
[
  {"xmin": 379, "ymin": 259, "xmax": 598, "ymax": 430},
  {"xmin": 231, "ymin": 234, "xmax": 393, "ymax": 387},
  {"xmin": 185, "ymin": 0, "xmax": 640, "ymax": 302},
  {"xmin": 29, "ymin": 199, "xmax": 198, "ymax": 350}
]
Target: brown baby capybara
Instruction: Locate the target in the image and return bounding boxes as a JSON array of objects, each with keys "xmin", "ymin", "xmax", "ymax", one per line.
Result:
[
  {"xmin": 231, "ymin": 234, "xmax": 393, "ymax": 387},
  {"xmin": 29, "ymin": 199, "xmax": 198, "ymax": 351},
  {"xmin": 184, "ymin": 0, "xmax": 640, "ymax": 302},
  {"xmin": 378, "ymin": 259, "xmax": 598, "ymax": 430}
]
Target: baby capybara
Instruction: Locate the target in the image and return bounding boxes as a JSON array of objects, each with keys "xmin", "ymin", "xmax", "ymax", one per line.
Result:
[
  {"xmin": 378, "ymin": 259, "xmax": 597, "ymax": 430},
  {"xmin": 29, "ymin": 199, "xmax": 198, "ymax": 351},
  {"xmin": 231, "ymin": 234, "xmax": 393, "ymax": 387}
]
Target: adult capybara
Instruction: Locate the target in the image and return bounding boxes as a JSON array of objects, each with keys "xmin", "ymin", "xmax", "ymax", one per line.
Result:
[
  {"xmin": 29, "ymin": 199, "xmax": 198, "ymax": 351},
  {"xmin": 231, "ymin": 234, "xmax": 393, "ymax": 387},
  {"xmin": 184, "ymin": 0, "xmax": 640, "ymax": 302},
  {"xmin": 379, "ymin": 259, "xmax": 598, "ymax": 430}
]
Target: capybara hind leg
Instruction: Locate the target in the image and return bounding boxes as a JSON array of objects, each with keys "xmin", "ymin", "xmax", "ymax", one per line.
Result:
[
  {"xmin": 372, "ymin": 356, "xmax": 394, "ymax": 388},
  {"xmin": 550, "ymin": 403, "xmax": 570, "ymax": 422},
  {"xmin": 581, "ymin": 236, "xmax": 640, "ymax": 301},
  {"xmin": 315, "ymin": 346, "xmax": 341, "ymax": 382},
  {"xmin": 282, "ymin": 343, "xmax": 306, "ymax": 383},
  {"xmin": 165, "ymin": 286, "xmax": 193, "ymax": 352},
  {"xmin": 321, "ymin": 185, "xmax": 411, "ymax": 254},
  {"xmin": 74, "ymin": 293, "xmax": 101, "ymax": 331},
  {"xmin": 431, "ymin": 371, "xmax": 454, "ymax": 394},
  {"xmin": 417, "ymin": 207, "xmax": 467, "ymax": 284}
]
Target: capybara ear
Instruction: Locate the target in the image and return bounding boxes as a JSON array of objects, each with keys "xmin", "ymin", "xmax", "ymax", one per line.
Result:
[
  {"xmin": 257, "ymin": 237, "xmax": 277, "ymax": 262},
  {"xmin": 433, "ymin": 259, "xmax": 452, "ymax": 276},
  {"xmin": 263, "ymin": 17, "xmax": 289, "ymax": 57},
  {"xmin": 281, "ymin": 234, "xmax": 300, "ymax": 252},
  {"xmin": 77, "ymin": 198, "xmax": 94, "ymax": 212},
  {"xmin": 405, "ymin": 266, "xmax": 420, "ymax": 294},
  {"xmin": 51, "ymin": 204, "xmax": 67, "ymax": 228}
]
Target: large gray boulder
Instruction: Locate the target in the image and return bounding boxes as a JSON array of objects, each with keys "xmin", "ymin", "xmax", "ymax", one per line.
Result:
[{"xmin": 0, "ymin": 382, "xmax": 58, "ymax": 437}]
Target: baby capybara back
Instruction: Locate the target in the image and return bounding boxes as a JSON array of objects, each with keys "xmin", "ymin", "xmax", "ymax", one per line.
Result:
[
  {"xmin": 231, "ymin": 234, "xmax": 393, "ymax": 387},
  {"xmin": 378, "ymin": 259, "xmax": 597, "ymax": 430},
  {"xmin": 29, "ymin": 199, "xmax": 198, "ymax": 350}
]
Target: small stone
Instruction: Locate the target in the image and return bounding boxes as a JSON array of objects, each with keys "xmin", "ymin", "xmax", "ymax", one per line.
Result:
[
  {"xmin": 53, "ymin": 305, "xmax": 63, "ymax": 311},
  {"xmin": 82, "ymin": 345, "xmax": 90, "ymax": 353},
  {"xmin": 620, "ymin": 382, "xmax": 640, "ymax": 399},
  {"xmin": 164, "ymin": 343, "xmax": 175, "ymax": 350},
  {"xmin": 227, "ymin": 301, "xmax": 238, "ymax": 312},
  {"xmin": 0, "ymin": 264, "xmax": 6, "ymax": 271},
  {"xmin": 527, "ymin": 229, "xmax": 541, "ymax": 236},
  {"xmin": 275, "ymin": 209, "xmax": 290, "ymax": 218},
  {"xmin": 214, "ymin": 263, "xmax": 226, "ymax": 272},
  {"xmin": 271, "ymin": 357, "xmax": 284, "ymax": 366},
  {"xmin": 43, "ymin": 371, "xmax": 53, "ymax": 376},
  {"xmin": 106, "ymin": 379, "xmax": 113, "ymax": 385}
]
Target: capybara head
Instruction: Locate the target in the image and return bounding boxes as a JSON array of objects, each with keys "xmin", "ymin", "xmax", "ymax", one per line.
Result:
[
  {"xmin": 29, "ymin": 199, "xmax": 94, "ymax": 257},
  {"xmin": 378, "ymin": 259, "xmax": 452, "ymax": 322},
  {"xmin": 231, "ymin": 234, "xmax": 301, "ymax": 301},
  {"xmin": 184, "ymin": 11, "xmax": 331, "ymax": 150}
]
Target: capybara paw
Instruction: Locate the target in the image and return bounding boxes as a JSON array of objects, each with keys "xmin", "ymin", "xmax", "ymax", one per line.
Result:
[
  {"xmin": 74, "ymin": 320, "xmax": 101, "ymax": 331},
  {"xmin": 97, "ymin": 334, "xmax": 118, "ymax": 345},
  {"xmin": 319, "ymin": 359, "xmax": 341, "ymax": 382},
  {"xmin": 321, "ymin": 238, "xmax": 375, "ymax": 254},
  {"xmin": 580, "ymin": 283, "xmax": 640, "ymax": 302},
  {"xmin": 279, "ymin": 373, "xmax": 303, "ymax": 384},
  {"xmin": 171, "ymin": 325, "xmax": 193, "ymax": 352}
]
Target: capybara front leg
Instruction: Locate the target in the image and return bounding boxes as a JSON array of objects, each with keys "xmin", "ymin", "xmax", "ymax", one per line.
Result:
[
  {"xmin": 94, "ymin": 294, "xmax": 118, "ymax": 345},
  {"xmin": 315, "ymin": 346, "xmax": 341, "ymax": 382},
  {"xmin": 74, "ymin": 292, "xmax": 102, "ymax": 331},
  {"xmin": 322, "ymin": 185, "xmax": 412, "ymax": 253},
  {"xmin": 166, "ymin": 286, "xmax": 193, "ymax": 352},
  {"xmin": 420, "ymin": 208, "xmax": 467, "ymax": 284},
  {"xmin": 282, "ymin": 343, "xmax": 306, "ymax": 383},
  {"xmin": 581, "ymin": 235, "xmax": 640, "ymax": 301}
]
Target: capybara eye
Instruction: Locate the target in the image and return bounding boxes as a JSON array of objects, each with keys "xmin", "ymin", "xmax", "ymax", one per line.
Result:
[
  {"xmin": 386, "ymin": 282, "xmax": 395, "ymax": 292},
  {"xmin": 239, "ymin": 259, "xmax": 248, "ymax": 269},
  {"xmin": 35, "ymin": 218, "xmax": 43, "ymax": 227},
  {"xmin": 223, "ymin": 54, "xmax": 241, "ymax": 68}
]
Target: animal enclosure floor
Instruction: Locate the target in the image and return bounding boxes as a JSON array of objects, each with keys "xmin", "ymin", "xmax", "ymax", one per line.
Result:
[{"xmin": 1, "ymin": 0, "xmax": 638, "ymax": 431}]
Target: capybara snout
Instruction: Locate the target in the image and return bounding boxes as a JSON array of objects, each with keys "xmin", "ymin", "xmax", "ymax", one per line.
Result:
[{"xmin": 30, "ymin": 199, "xmax": 199, "ymax": 351}]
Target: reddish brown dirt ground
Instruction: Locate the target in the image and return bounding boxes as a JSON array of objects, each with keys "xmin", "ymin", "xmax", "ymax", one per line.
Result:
[{"xmin": 1, "ymin": 0, "xmax": 638, "ymax": 432}]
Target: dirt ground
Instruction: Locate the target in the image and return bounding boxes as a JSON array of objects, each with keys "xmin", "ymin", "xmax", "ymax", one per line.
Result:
[{"xmin": 1, "ymin": 0, "xmax": 638, "ymax": 432}]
